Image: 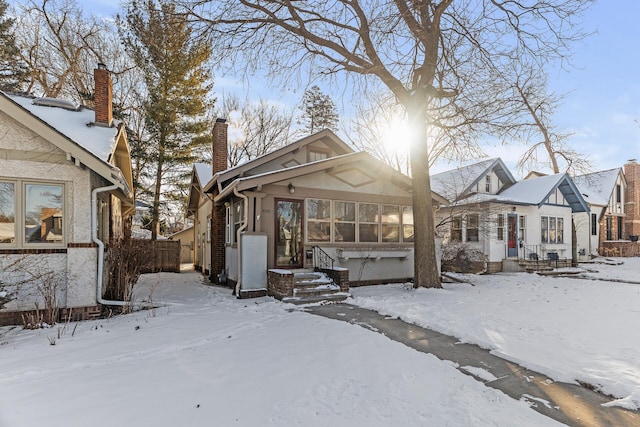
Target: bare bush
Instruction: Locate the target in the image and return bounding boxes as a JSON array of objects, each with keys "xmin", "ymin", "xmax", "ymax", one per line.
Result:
[{"xmin": 104, "ymin": 238, "xmax": 153, "ymax": 313}]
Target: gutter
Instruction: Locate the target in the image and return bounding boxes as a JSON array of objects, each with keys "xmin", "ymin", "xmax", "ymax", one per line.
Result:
[{"xmin": 233, "ymin": 187, "xmax": 249, "ymax": 297}]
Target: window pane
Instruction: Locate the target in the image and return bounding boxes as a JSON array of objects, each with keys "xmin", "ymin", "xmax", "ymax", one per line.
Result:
[
  {"xmin": 541, "ymin": 217, "xmax": 548, "ymax": 243},
  {"xmin": 402, "ymin": 206, "xmax": 413, "ymax": 225},
  {"xmin": 557, "ymin": 218, "xmax": 564, "ymax": 243},
  {"xmin": 382, "ymin": 205, "xmax": 400, "ymax": 224},
  {"xmin": 359, "ymin": 203, "xmax": 379, "ymax": 223},
  {"xmin": 466, "ymin": 214, "xmax": 479, "ymax": 242},
  {"xmin": 25, "ymin": 183, "xmax": 63, "ymax": 244},
  {"xmin": 307, "ymin": 199, "xmax": 331, "ymax": 220},
  {"xmin": 0, "ymin": 182, "xmax": 15, "ymax": 243},
  {"xmin": 359, "ymin": 224, "xmax": 379, "ymax": 242},
  {"xmin": 335, "ymin": 201, "xmax": 355, "ymax": 222},
  {"xmin": 549, "ymin": 217, "xmax": 557, "ymax": 243},
  {"xmin": 307, "ymin": 221, "xmax": 331, "ymax": 242},
  {"xmin": 335, "ymin": 222, "xmax": 355, "ymax": 242},
  {"xmin": 403, "ymin": 224, "xmax": 414, "ymax": 242},
  {"xmin": 382, "ymin": 224, "xmax": 400, "ymax": 242}
]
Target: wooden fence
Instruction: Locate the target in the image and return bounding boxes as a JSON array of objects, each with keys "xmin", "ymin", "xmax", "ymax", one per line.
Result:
[{"xmin": 132, "ymin": 239, "xmax": 181, "ymax": 273}]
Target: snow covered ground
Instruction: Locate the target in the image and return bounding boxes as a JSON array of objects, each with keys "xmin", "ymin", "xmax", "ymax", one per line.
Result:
[
  {"xmin": 0, "ymin": 258, "xmax": 637, "ymax": 426},
  {"xmin": 350, "ymin": 258, "xmax": 640, "ymax": 411}
]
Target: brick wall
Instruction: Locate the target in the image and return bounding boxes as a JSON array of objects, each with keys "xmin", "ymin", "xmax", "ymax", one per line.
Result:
[
  {"xmin": 93, "ymin": 65, "xmax": 112, "ymax": 126},
  {"xmin": 211, "ymin": 204, "xmax": 225, "ymax": 283},
  {"xmin": 624, "ymin": 161, "xmax": 640, "ymax": 238},
  {"xmin": 267, "ymin": 270, "xmax": 294, "ymax": 299},
  {"xmin": 212, "ymin": 118, "xmax": 228, "ymax": 175},
  {"xmin": 320, "ymin": 268, "xmax": 350, "ymax": 293},
  {"xmin": 0, "ymin": 305, "xmax": 102, "ymax": 327}
]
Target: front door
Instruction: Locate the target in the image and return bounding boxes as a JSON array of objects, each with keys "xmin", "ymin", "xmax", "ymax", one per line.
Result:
[
  {"xmin": 275, "ymin": 199, "xmax": 303, "ymax": 268},
  {"xmin": 507, "ymin": 213, "xmax": 518, "ymax": 257}
]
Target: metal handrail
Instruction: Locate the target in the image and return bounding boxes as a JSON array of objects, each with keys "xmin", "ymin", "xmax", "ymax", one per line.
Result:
[{"xmin": 312, "ymin": 245, "xmax": 335, "ymax": 271}]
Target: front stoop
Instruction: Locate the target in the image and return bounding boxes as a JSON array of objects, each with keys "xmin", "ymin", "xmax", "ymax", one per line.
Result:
[{"xmin": 282, "ymin": 272, "xmax": 350, "ymax": 305}]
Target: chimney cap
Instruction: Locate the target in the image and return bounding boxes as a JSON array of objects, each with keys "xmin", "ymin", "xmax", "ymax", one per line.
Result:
[
  {"xmin": 215, "ymin": 118, "xmax": 226, "ymax": 123},
  {"xmin": 628, "ymin": 158, "xmax": 637, "ymax": 164},
  {"xmin": 97, "ymin": 62, "xmax": 107, "ymax": 70}
]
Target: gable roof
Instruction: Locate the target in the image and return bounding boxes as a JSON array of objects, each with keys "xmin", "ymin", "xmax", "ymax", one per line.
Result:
[
  {"xmin": 573, "ymin": 168, "xmax": 624, "ymax": 207},
  {"xmin": 187, "ymin": 163, "xmax": 213, "ymax": 214},
  {"xmin": 430, "ymin": 158, "xmax": 516, "ymax": 202},
  {"xmin": 0, "ymin": 92, "xmax": 132, "ymax": 198},
  {"xmin": 214, "ymin": 151, "xmax": 449, "ymax": 206},
  {"xmin": 205, "ymin": 129, "xmax": 354, "ymax": 193},
  {"xmin": 498, "ymin": 173, "xmax": 589, "ymax": 212}
]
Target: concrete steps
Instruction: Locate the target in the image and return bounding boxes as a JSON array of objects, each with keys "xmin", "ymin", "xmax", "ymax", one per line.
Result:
[{"xmin": 281, "ymin": 271, "xmax": 350, "ymax": 305}]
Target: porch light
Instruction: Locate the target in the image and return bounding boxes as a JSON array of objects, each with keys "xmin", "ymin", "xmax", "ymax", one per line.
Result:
[{"xmin": 288, "ymin": 183, "xmax": 295, "ymax": 194}]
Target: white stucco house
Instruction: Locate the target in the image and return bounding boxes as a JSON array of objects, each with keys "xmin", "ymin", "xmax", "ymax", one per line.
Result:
[
  {"xmin": 432, "ymin": 158, "xmax": 589, "ymax": 272},
  {"xmin": 187, "ymin": 122, "xmax": 447, "ymax": 299},
  {"xmin": 0, "ymin": 65, "xmax": 134, "ymax": 325},
  {"xmin": 573, "ymin": 168, "xmax": 627, "ymax": 258}
]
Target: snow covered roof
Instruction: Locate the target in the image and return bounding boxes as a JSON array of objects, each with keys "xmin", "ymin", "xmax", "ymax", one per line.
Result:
[
  {"xmin": 573, "ymin": 168, "xmax": 622, "ymax": 207},
  {"xmin": 448, "ymin": 173, "xmax": 589, "ymax": 213},
  {"xmin": 6, "ymin": 93, "xmax": 119, "ymax": 162},
  {"xmin": 1, "ymin": 92, "xmax": 133, "ymax": 198},
  {"xmin": 431, "ymin": 158, "xmax": 516, "ymax": 202},
  {"xmin": 503, "ymin": 173, "xmax": 588, "ymax": 212}
]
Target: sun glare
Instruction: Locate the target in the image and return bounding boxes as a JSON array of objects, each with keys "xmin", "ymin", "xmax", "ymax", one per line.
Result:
[{"xmin": 380, "ymin": 117, "xmax": 415, "ymax": 157}]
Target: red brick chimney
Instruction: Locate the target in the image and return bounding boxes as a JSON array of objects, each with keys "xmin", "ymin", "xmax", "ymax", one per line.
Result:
[
  {"xmin": 212, "ymin": 118, "xmax": 228, "ymax": 174},
  {"xmin": 624, "ymin": 159, "xmax": 640, "ymax": 237},
  {"xmin": 94, "ymin": 63, "xmax": 113, "ymax": 127}
]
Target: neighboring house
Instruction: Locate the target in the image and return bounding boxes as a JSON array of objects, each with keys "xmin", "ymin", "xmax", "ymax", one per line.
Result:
[
  {"xmin": 168, "ymin": 226, "xmax": 194, "ymax": 264},
  {"xmin": 187, "ymin": 121, "xmax": 447, "ymax": 298},
  {"xmin": 186, "ymin": 162, "xmax": 213, "ymax": 275},
  {"xmin": 432, "ymin": 158, "xmax": 588, "ymax": 272},
  {"xmin": 573, "ymin": 167, "xmax": 626, "ymax": 258},
  {"xmin": 0, "ymin": 65, "xmax": 134, "ymax": 324}
]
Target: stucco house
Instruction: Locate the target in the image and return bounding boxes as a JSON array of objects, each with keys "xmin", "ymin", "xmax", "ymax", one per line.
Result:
[
  {"xmin": 573, "ymin": 167, "xmax": 627, "ymax": 258},
  {"xmin": 0, "ymin": 65, "xmax": 134, "ymax": 325},
  {"xmin": 187, "ymin": 121, "xmax": 447, "ymax": 299},
  {"xmin": 432, "ymin": 158, "xmax": 588, "ymax": 272}
]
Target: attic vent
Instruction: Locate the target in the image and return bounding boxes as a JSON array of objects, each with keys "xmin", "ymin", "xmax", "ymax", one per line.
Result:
[{"xmin": 33, "ymin": 97, "xmax": 81, "ymax": 111}]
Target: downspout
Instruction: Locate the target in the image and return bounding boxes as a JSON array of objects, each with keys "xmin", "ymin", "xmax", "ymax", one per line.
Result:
[
  {"xmin": 92, "ymin": 185, "xmax": 162, "ymax": 308},
  {"xmin": 92, "ymin": 184, "xmax": 125, "ymax": 306},
  {"xmin": 233, "ymin": 186, "xmax": 249, "ymax": 297}
]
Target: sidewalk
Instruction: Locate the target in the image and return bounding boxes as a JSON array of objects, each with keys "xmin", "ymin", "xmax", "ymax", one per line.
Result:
[{"xmin": 304, "ymin": 303, "xmax": 639, "ymax": 427}]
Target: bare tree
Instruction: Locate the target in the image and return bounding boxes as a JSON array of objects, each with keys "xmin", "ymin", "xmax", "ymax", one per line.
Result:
[
  {"xmin": 512, "ymin": 62, "xmax": 592, "ymax": 176},
  {"xmin": 182, "ymin": 0, "xmax": 593, "ymax": 288},
  {"xmin": 12, "ymin": 0, "xmax": 111, "ymax": 100},
  {"xmin": 217, "ymin": 94, "xmax": 294, "ymax": 167}
]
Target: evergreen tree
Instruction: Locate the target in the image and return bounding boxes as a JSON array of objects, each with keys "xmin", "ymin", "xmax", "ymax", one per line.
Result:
[
  {"xmin": 298, "ymin": 85, "xmax": 339, "ymax": 134},
  {"xmin": 0, "ymin": 0, "xmax": 27, "ymax": 91},
  {"xmin": 119, "ymin": 0, "xmax": 213, "ymax": 239}
]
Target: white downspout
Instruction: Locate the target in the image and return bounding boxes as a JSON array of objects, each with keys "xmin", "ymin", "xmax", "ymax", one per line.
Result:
[
  {"xmin": 92, "ymin": 184, "xmax": 126, "ymax": 306},
  {"xmin": 233, "ymin": 187, "xmax": 249, "ymax": 297},
  {"xmin": 92, "ymin": 185, "xmax": 163, "ymax": 308}
]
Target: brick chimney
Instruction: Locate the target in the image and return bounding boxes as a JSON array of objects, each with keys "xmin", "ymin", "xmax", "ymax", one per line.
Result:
[
  {"xmin": 624, "ymin": 159, "xmax": 640, "ymax": 238},
  {"xmin": 93, "ymin": 63, "xmax": 113, "ymax": 127},
  {"xmin": 212, "ymin": 118, "xmax": 228, "ymax": 174}
]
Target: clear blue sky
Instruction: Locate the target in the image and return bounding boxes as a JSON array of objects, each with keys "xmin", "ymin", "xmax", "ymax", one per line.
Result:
[{"xmin": 85, "ymin": 1, "xmax": 640, "ymax": 176}]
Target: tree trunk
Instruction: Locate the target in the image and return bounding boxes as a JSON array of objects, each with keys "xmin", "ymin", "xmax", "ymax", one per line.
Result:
[
  {"xmin": 407, "ymin": 95, "xmax": 441, "ymax": 288},
  {"xmin": 151, "ymin": 154, "xmax": 163, "ymax": 240}
]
